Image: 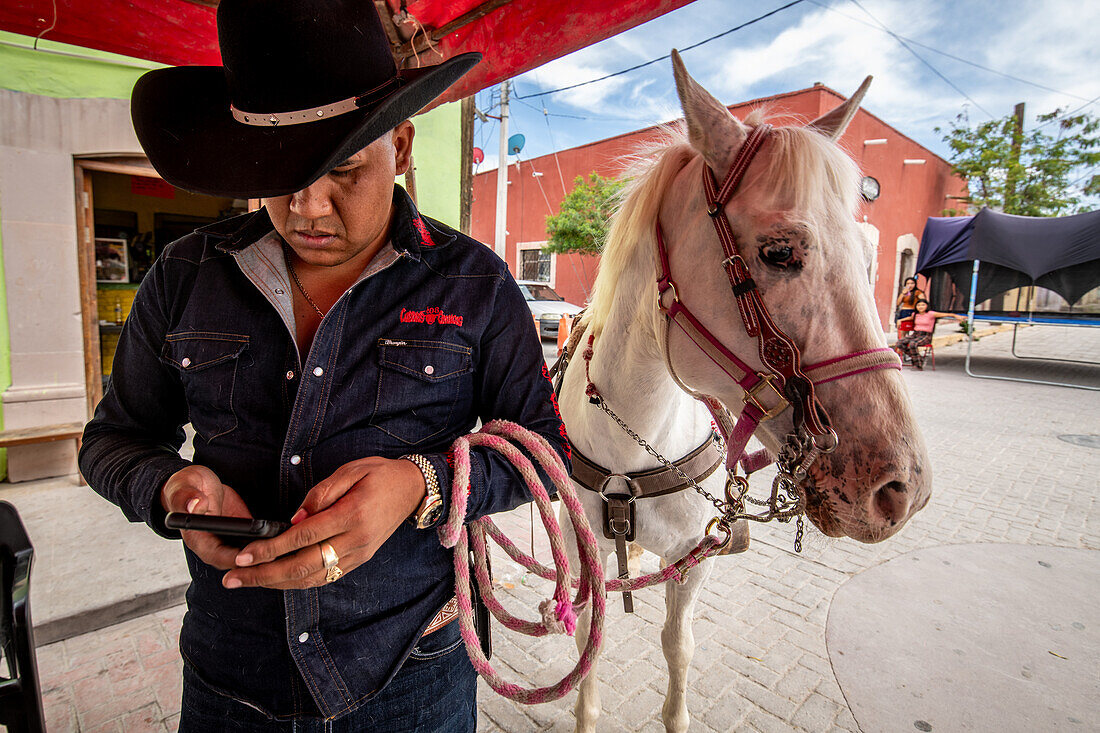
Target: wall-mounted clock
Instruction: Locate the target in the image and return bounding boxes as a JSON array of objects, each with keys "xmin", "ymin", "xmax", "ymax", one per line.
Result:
[{"xmin": 861, "ymin": 176, "xmax": 881, "ymax": 202}]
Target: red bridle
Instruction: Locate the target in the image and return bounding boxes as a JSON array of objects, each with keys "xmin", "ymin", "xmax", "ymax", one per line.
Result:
[{"xmin": 655, "ymin": 124, "xmax": 901, "ymax": 471}]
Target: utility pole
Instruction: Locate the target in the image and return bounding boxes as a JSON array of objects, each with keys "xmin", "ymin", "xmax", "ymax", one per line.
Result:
[
  {"xmin": 459, "ymin": 96, "xmax": 475, "ymax": 235},
  {"xmin": 493, "ymin": 80, "xmax": 509, "ymax": 261},
  {"xmin": 1004, "ymin": 102, "xmax": 1025, "ymax": 213}
]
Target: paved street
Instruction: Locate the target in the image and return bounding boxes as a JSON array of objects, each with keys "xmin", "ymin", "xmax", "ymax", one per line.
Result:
[{"xmin": 11, "ymin": 323, "xmax": 1099, "ymax": 732}]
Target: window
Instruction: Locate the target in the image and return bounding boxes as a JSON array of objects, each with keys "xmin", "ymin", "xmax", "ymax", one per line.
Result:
[
  {"xmin": 520, "ymin": 248, "xmax": 551, "ymax": 282},
  {"xmin": 518, "ymin": 283, "xmax": 564, "ymax": 302}
]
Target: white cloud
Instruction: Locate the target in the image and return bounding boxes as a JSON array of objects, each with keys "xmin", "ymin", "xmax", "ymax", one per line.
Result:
[
  {"xmin": 979, "ymin": 0, "xmax": 1100, "ymax": 118},
  {"xmin": 700, "ymin": 2, "xmax": 933, "ymax": 118},
  {"xmin": 486, "ymin": 0, "xmax": 1100, "ymax": 167},
  {"xmin": 521, "ymin": 55, "xmax": 629, "ymax": 110}
]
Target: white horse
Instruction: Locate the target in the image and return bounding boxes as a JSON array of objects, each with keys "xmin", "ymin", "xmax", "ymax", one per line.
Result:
[{"xmin": 557, "ymin": 52, "xmax": 931, "ymax": 733}]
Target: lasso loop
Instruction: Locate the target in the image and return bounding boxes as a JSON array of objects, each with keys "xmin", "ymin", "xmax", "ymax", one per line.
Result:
[
  {"xmin": 441, "ymin": 421, "xmax": 606, "ymax": 704},
  {"xmin": 442, "ymin": 421, "xmax": 787, "ymax": 702}
]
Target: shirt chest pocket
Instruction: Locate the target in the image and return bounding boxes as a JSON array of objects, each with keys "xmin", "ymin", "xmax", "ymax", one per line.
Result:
[
  {"xmin": 162, "ymin": 331, "xmax": 250, "ymax": 443},
  {"xmin": 371, "ymin": 339, "xmax": 473, "ymax": 446}
]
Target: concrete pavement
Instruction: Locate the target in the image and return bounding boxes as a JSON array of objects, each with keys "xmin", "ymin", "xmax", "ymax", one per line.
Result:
[
  {"xmin": 3, "ymin": 322, "xmax": 1097, "ymax": 732},
  {"xmin": 827, "ymin": 544, "xmax": 1099, "ymax": 731}
]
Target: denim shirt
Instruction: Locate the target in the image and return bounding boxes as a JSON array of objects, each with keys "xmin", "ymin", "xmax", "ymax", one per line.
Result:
[{"xmin": 79, "ymin": 187, "xmax": 569, "ymax": 720}]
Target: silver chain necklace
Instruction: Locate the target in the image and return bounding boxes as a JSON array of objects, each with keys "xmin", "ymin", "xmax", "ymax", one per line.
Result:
[{"xmin": 283, "ymin": 243, "xmax": 325, "ymax": 318}]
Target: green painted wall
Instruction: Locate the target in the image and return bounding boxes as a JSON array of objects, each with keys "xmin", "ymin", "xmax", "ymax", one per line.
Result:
[
  {"xmin": 0, "ymin": 30, "xmax": 161, "ymax": 99},
  {"xmin": 408, "ymin": 102, "xmax": 462, "ymax": 228}
]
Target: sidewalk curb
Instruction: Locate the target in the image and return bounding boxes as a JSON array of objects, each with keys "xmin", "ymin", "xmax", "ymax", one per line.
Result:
[
  {"xmin": 931, "ymin": 323, "xmax": 1016, "ymax": 349},
  {"xmin": 36, "ymin": 583, "xmax": 189, "ymax": 646}
]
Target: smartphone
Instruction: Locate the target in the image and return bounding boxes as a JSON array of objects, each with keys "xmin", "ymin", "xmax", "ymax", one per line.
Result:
[{"xmin": 165, "ymin": 512, "xmax": 290, "ymax": 546}]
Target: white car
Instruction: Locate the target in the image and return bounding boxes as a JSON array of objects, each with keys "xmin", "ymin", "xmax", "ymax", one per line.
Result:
[{"xmin": 517, "ymin": 280, "xmax": 583, "ymax": 340}]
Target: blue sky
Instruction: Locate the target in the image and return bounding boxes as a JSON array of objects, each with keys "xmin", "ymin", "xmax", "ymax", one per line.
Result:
[{"xmin": 472, "ymin": 0, "xmax": 1100, "ymax": 195}]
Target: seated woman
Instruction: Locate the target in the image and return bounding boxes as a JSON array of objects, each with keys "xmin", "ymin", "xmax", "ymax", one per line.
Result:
[
  {"xmin": 895, "ymin": 276, "xmax": 925, "ymax": 321},
  {"xmin": 894, "ymin": 299, "xmax": 963, "ymax": 370}
]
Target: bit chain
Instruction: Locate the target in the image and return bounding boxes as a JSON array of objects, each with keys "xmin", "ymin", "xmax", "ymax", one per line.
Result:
[{"xmin": 590, "ymin": 394, "xmax": 813, "ymax": 552}]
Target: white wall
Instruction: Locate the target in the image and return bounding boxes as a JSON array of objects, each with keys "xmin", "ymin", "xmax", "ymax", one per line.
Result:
[{"xmin": 0, "ymin": 90, "xmax": 142, "ymax": 480}]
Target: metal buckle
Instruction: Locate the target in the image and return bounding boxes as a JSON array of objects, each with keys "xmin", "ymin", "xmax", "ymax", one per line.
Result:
[
  {"xmin": 657, "ymin": 281, "xmax": 679, "ymax": 313},
  {"xmin": 705, "ymin": 516, "xmax": 735, "ymax": 552},
  {"xmin": 598, "ymin": 474, "xmax": 639, "ymax": 502},
  {"xmin": 600, "ymin": 475, "xmax": 638, "ymax": 542},
  {"xmin": 743, "ymin": 373, "xmax": 788, "ymax": 420}
]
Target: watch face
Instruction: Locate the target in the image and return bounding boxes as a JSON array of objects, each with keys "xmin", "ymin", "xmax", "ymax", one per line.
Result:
[
  {"xmin": 861, "ymin": 176, "xmax": 880, "ymax": 201},
  {"xmin": 416, "ymin": 497, "xmax": 444, "ymax": 529}
]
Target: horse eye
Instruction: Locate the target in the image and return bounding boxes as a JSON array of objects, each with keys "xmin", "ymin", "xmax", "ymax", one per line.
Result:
[{"xmin": 762, "ymin": 245, "xmax": 793, "ymax": 265}]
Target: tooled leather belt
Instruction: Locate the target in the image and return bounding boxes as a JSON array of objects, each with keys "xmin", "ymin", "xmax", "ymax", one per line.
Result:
[{"xmin": 423, "ymin": 596, "xmax": 458, "ymax": 636}]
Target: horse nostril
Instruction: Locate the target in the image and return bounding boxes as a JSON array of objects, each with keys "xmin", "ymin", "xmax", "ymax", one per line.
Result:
[{"xmin": 872, "ymin": 481, "xmax": 910, "ymax": 526}]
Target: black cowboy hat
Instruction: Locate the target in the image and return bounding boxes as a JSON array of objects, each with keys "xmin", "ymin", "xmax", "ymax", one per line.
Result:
[{"xmin": 131, "ymin": 0, "xmax": 480, "ymax": 198}]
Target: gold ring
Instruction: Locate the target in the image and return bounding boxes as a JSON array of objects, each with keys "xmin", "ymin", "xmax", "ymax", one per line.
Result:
[{"xmin": 319, "ymin": 542, "xmax": 343, "ymax": 583}]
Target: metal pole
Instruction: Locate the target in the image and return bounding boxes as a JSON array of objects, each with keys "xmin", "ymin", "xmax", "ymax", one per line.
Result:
[
  {"xmin": 963, "ymin": 259, "xmax": 1098, "ymax": 390},
  {"xmin": 965, "ymin": 260, "xmax": 979, "ymax": 375},
  {"xmin": 493, "ymin": 80, "xmax": 509, "ymax": 261}
]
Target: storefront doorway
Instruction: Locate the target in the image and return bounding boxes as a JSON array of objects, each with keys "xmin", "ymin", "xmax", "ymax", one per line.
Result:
[{"xmin": 73, "ymin": 157, "xmax": 244, "ymax": 414}]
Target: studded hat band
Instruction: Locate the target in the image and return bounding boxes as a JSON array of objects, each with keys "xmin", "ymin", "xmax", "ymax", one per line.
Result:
[{"xmin": 230, "ymin": 77, "xmax": 404, "ymax": 128}]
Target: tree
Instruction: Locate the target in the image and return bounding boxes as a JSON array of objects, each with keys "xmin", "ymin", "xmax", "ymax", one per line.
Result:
[
  {"xmin": 544, "ymin": 172, "xmax": 625, "ymax": 255},
  {"xmin": 936, "ymin": 107, "xmax": 1099, "ymax": 216}
]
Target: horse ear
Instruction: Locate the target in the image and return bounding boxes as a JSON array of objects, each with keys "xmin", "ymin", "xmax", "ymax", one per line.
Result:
[
  {"xmin": 807, "ymin": 76, "xmax": 872, "ymax": 140},
  {"xmin": 671, "ymin": 49, "xmax": 747, "ymax": 170}
]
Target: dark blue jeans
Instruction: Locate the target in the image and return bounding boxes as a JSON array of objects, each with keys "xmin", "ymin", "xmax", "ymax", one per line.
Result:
[{"xmin": 179, "ymin": 622, "xmax": 476, "ymax": 732}]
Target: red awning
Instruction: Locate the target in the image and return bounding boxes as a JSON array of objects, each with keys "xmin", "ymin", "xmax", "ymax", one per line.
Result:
[{"xmin": 1, "ymin": 0, "xmax": 696, "ymax": 105}]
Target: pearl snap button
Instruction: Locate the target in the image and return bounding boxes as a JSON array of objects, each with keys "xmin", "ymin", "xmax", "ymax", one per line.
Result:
[
  {"xmin": 275, "ymin": 288, "xmax": 285, "ymax": 295},
  {"xmin": 424, "ymin": 365, "xmax": 434, "ymax": 375},
  {"xmin": 290, "ymin": 455, "xmax": 301, "ymax": 465},
  {"xmin": 286, "ymin": 370, "xmax": 295, "ymax": 380},
  {"xmin": 313, "ymin": 366, "xmax": 324, "ymax": 377},
  {"xmin": 298, "ymin": 632, "xmax": 309, "ymax": 643},
  {"xmin": 181, "ymin": 357, "xmax": 191, "ymax": 367}
]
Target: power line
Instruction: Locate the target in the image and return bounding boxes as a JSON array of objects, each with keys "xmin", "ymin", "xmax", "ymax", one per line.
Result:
[
  {"xmin": 514, "ymin": 153, "xmax": 556, "ymax": 215},
  {"xmin": 514, "ymin": 0, "xmax": 807, "ymax": 100},
  {"xmin": 1035, "ymin": 93, "xmax": 1100, "ymax": 130},
  {"xmin": 513, "ymin": 87, "xmax": 643, "ymax": 123},
  {"xmin": 808, "ymin": 0, "xmax": 1094, "ymax": 104},
  {"xmin": 513, "ymin": 95, "xmax": 586, "ymax": 120},
  {"xmin": 507, "ymin": 83, "xmax": 573, "ymax": 193},
  {"xmin": 1068, "ymin": 169, "xmax": 1097, "ymax": 188},
  {"xmin": 845, "ymin": 0, "xmax": 994, "ymax": 119}
]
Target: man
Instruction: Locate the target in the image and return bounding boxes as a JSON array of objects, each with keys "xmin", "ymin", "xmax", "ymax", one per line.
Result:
[{"xmin": 79, "ymin": 1, "xmax": 568, "ymax": 730}]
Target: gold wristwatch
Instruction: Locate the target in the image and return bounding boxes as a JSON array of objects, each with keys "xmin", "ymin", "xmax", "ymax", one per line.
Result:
[{"xmin": 402, "ymin": 454, "xmax": 443, "ymax": 529}]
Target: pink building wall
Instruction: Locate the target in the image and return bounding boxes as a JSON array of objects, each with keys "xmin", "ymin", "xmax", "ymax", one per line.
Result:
[{"xmin": 471, "ymin": 84, "xmax": 968, "ymax": 327}]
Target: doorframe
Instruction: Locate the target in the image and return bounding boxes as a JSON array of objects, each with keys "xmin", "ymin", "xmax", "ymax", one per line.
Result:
[{"xmin": 73, "ymin": 156, "xmax": 160, "ymax": 417}]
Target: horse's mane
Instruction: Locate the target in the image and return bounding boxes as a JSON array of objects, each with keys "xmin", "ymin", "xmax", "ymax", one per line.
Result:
[
  {"xmin": 584, "ymin": 125, "xmax": 695, "ymax": 337},
  {"xmin": 584, "ymin": 109, "xmax": 861, "ymax": 336}
]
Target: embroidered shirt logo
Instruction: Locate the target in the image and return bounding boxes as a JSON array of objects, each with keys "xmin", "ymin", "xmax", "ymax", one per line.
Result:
[
  {"xmin": 400, "ymin": 306, "xmax": 463, "ymax": 327},
  {"xmin": 413, "ymin": 217, "xmax": 436, "ymax": 247}
]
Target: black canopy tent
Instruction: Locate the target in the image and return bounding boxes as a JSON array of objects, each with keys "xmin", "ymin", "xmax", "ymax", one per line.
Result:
[
  {"xmin": 916, "ymin": 207, "xmax": 1100, "ymax": 314},
  {"xmin": 914, "ymin": 207, "xmax": 1100, "ymax": 391}
]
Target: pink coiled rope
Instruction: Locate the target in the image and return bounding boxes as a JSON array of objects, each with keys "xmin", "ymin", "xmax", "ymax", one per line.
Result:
[
  {"xmin": 442, "ymin": 420, "xmax": 730, "ymax": 702},
  {"xmin": 484, "ymin": 520, "xmax": 724, "ymax": 592},
  {"xmin": 440, "ymin": 420, "xmax": 607, "ymax": 703}
]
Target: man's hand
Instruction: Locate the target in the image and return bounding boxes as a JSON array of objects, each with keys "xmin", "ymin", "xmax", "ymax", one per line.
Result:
[
  {"xmin": 222, "ymin": 457, "xmax": 427, "ymax": 590},
  {"xmin": 161, "ymin": 464, "xmax": 253, "ymax": 571}
]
